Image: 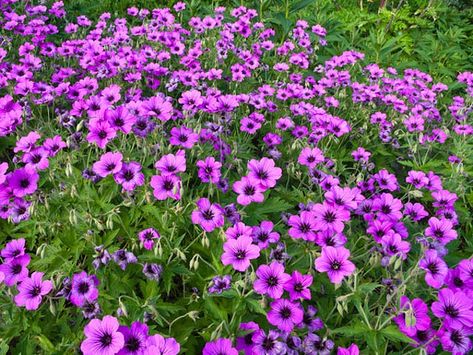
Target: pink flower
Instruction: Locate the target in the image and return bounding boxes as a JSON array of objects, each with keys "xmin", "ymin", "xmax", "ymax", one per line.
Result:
[
  {"xmin": 315, "ymin": 246, "xmax": 355, "ymax": 284},
  {"xmin": 14, "ymin": 272, "xmax": 52, "ymax": 310},
  {"xmin": 221, "ymin": 236, "xmax": 260, "ymax": 272}
]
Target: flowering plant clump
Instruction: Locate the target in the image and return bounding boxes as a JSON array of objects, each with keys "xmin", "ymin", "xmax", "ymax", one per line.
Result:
[{"xmin": 0, "ymin": 0, "xmax": 472, "ymax": 354}]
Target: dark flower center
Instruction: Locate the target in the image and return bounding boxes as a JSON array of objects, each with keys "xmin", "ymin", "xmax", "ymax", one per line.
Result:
[
  {"xmin": 280, "ymin": 306, "xmax": 292, "ymax": 319},
  {"xmin": 427, "ymin": 262, "xmax": 439, "ymax": 274},
  {"xmin": 331, "ymin": 261, "xmax": 341, "ymax": 270},
  {"xmin": 300, "ymin": 223, "xmax": 311, "ymax": 233},
  {"xmin": 125, "ymin": 337, "xmax": 141, "ymax": 351},
  {"xmin": 243, "ymin": 185, "xmax": 255, "ymax": 196},
  {"xmin": 100, "ymin": 333, "xmax": 113, "ymax": 347},
  {"xmin": 114, "ymin": 118, "xmax": 124, "ymax": 127},
  {"xmin": 235, "ymin": 250, "xmax": 247, "ymax": 260},
  {"xmin": 12, "ymin": 264, "xmax": 22, "ymax": 274},
  {"xmin": 106, "ymin": 163, "xmax": 116, "ymax": 171},
  {"xmin": 98, "ymin": 130, "xmax": 107, "ymax": 139},
  {"xmin": 257, "ymin": 170, "xmax": 269, "ymax": 179},
  {"xmin": 202, "ymin": 209, "xmax": 215, "ymax": 220},
  {"xmin": 123, "ymin": 170, "xmax": 134, "ymax": 181},
  {"xmin": 31, "ymin": 154, "xmax": 42, "ymax": 164},
  {"xmin": 294, "ymin": 283, "xmax": 304, "ymax": 292},
  {"xmin": 20, "ymin": 179, "xmax": 30, "ymax": 188},
  {"xmin": 30, "ymin": 285, "xmax": 42, "ymax": 297},
  {"xmin": 267, "ymin": 276, "xmax": 278, "ymax": 287},
  {"xmin": 163, "ymin": 180, "xmax": 174, "ymax": 191},
  {"xmin": 433, "ymin": 229, "xmax": 444, "ymax": 238},
  {"xmin": 263, "ymin": 337, "xmax": 275, "ymax": 350},
  {"xmin": 258, "ymin": 232, "xmax": 269, "ymax": 242},
  {"xmin": 454, "ymin": 277, "xmax": 464, "ymax": 287},
  {"xmin": 416, "ymin": 330, "xmax": 428, "ymax": 342},
  {"xmin": 381, "ymin": 205, "xmax": 391, "ymax": 214},
  {"xmin": 78, "ymin": 282, "xmax": 90, "ymax": 294},
  {"xmin": 179, "ymin": 135, "xmax": 188, "ymax": 142},
  {"xmin": 450, "ymin": 330, "xmax": 463, "ymax": 345},
  {"xmin": 444, "ymin": 305, "xmax": 459, "ymax": 318},
  {"xmin": 323, "ymin": 211, "xmax": 336, "ymax": 223}
]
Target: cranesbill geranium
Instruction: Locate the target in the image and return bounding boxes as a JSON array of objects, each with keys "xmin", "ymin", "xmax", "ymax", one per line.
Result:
[
  {"xmin": 312, "ymin": 202, "xmax": 350, "ymax": 233},
  {"xmin": 298, "ymin": 147, "xmax": 324, "ymax": 168},
  {"xmin": 69, "ymin": 271, "xmax": 100, "ymax": 307},
  {"xmin": 314, "ymin": 246, "xmax": 355, "ymax": 284},
  {"xmin": 288, "ymin": 211, "xmax": 319, "ymax": 241},
  {"xmin": 81, "ymin": 316, "xmax": 125, "ymax": 355},
  {"xmin": 155, "ymin": 150, "xmax": 186, "ymax": 176},
  {"xmin": 113, "ymin": 162, "xmax": 145, "ymax": 191},
  {"xmin": 247, "ymin": 157, "xmax": 282, "ymax": 189},
  {"xmin": 14, "ymin": 271, "xmax": 52, "ymax": 310},
  {"xmin": 253, "ymin": 261, "xmax": 291, "ymax": 299},
  {"xmin": 233, "ymin": 176, "xmax": 265, "ymax": 205},
  {"xmin": 431, "ymin": 288, "xmax": 473, "ymax": 329},
  {"xmin": 284, "ymin": 270, "xmax": 313, "ymax": 301},
  {"xmin": 419, "ymin": 249, "xmax": 448, "ymax": 289},
  {"xmin": 267, "ymin": 298, "xmax": 303, "ymax": 332},
  {"xmin": 425, "ymin": 217, "xmax": 457, "ymax": 245},
  {"xmin": 145, "ymin": 334, "xmax": 180, "ymax": 355},
  {"xmin": 1, "ymin": 238, "xmax": 26, "ymax": 261},
  {"xmin": 0, "ymin": 254, "xmax": 30, "ymax": 286},
  {"xmin": 0, "ymin": 162, "xmax": 8, "ymax": 184},
  {"xmin": 138, "ymin": 228, "xmax": 160, "ymax": 250},
  {"xmin": 221, "ymin": 236, "xmax": 260, "ymax": 272},
  {"xmin": 196, "ymin": 157, "xmax": 222, "ymax": 184},
  {"xmin": 252, "ymin": 220, "xmax": 280, "ymax": 249},
  {"xmin": 7, "ymin": 166, "xmax": 39, "ymax": 197},
  {"xmin": 393, "ymin": 296, "xmax": 431, "ymax": 337},
  {"xmin": 169, "ymin": 126, "xmax": 199, "ymax": 149},
  {"xmin": 117, "ymin": 321, "xmax": 148, "ymax": 355},
  {"xmin": 202, "ymin": 338, "xmax": 238, "ymax": 355},
  {"xmin": 191, "ymin": 198, "xmax": 224, "ymax": 232},
  {"xmin": 93, "ymin": 152, "xmax": 123, "ymax": 178},
  {"xmin": 150, "ymin": 174, "xmax": 181, "ymax": 201}
]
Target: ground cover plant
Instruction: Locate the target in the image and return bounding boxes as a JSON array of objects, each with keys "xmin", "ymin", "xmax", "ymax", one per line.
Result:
[{"xmin": 0, "ymin": 0, "xmax": 472, "ymax": 354}]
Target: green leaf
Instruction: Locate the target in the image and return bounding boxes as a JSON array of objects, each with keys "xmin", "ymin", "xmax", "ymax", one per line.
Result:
[
  {"xmin": 290, "ymin": 0, "xmax": 314, "ymax": 14},
  {"xmin": 380, "ymin": 325, "xmax": 414, "ymax": 343},
  {"xmin": 332, "ymin": 322, "xmax": 370, "ymax": 336}
]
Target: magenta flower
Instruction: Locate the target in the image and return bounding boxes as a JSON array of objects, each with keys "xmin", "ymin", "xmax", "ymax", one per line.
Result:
[
  {"xmin": 236, "ymin": 322, "xmax": 259, "ymax": 354},
  {"xmin": 267, "ymin": 298, "xmax": 303, "ymax": 332},
  {"xmin": 14, "ymin": 272, "xmax": 52, "ymax": 310},
  {"xmin": 87, "ymin": 119, "xmax": 117, "ymax": 149},
  {"xmin": 252, "ymin": 221, "xmax": 280, "ymax": 249},
  {"xmin": 155, "ymin": 151, "xmax": 186, "ymax": 176},
  {"xmin": 142, "ymin": 95, "xmax": 173, "ymax": 122},
  {"xmin": 138, "ymin": 228, "xmax": 160, "ymax": 250},
  {"xmin": 247, "ymin": 157, "xmax": 282, "ymax": 189},
  {"xmin": 419, "ymin": 249, "xmax": 448, "ymax": 289},
  {"xmin": 337, "ymin": 344, "xmax": 359, "ymax": 355},
  {"xmin": 69, "ymin": 271, "xmax": 100, "ymax": 307},
  {"xmin": 225, "ymin": 222, "xmax": 253, "ymax": 240},
  {"xmin": 283, "ymin": 271, "xmax": 313, "ymax": 301},
  {"xmin": 191, "ymin": 198, "xmax": 224, "ymax": 232},
  {"xmin": 298, "ymin": 147, "xmax": 324, "ymax": 168},
  {"xmin": 117, "ymin": 321, "xmax": 148, "ymax": 355},
  {"xmin": 178, "ymin": 89, "xmax": 203, "ymax": 111},
  {"xmin": 0, "ymin": 254, "xmax": 30, "ymax": 286},
  {"xmin": 406, "ymin": 170, "xmax": 429, "ymax": 189},
  {"xmin": 381, "ymin": 232, "xmax": 410, "ymax": 260},
  {"xmin": 372, "ymin": 193, "xmax": 403, "ymax": 221},
  {"xmin": 288, "ymin": 211, "xmax": 319, "ymax": 241},
  {"xmin": 431, "ymin": 288, "xmax": 473, "ymax": 329},
  {"xmin": 81, "ymin": 316, "xmax": 125, "ymax": 355},
  {"xmin": 7, "ymin": 166, "xmax": 39, "ymax": 197},
  {"xmin": 145, "ymin": 334, "xmax": 180, "ymax": 355},
  {"xmin": 14, "ymin": 131, "xmax": 41, "ymax": 153},
  {"xmin": 312, "ymin": 202, "xmax": 350, "ymax": 233},
  {"xmin": 93, "ymin": 152, "xmax": 123, "ymax": 178},
  {"xmin": 113, "ymin": 162, "xmax": 145, "ymax": 191},
  {"xmin": 105, "ymin": 106, "xmax": 135, "ymax": 134},
  {"xmin": 169, "ymin": 126, "xmax": 199, "ymax": 149},
  {"xmin": 314, "ymin": 246, "xmax": 355, "ymax": 284},
  {"xmin": 0, "ymin": 162, "xmax": 8, "ymax": 184},
  {"xmin": 221, "ymin": 236, "xmax": 260, "ymax": 272},
  {"xmin": 254, "ymin": 261, "xmax": 291, "ymax": 299},
  {"xmin": 22, "ymin": 147, "xmax": 50, "ymax": 171},
  {"xmin": 1, "ymin": 238, "xmax": 26, "ymax": 261},
  {"xmin": 438, "ymin": 326, "xmax": 472, "ymax": 354},
  {"xmin": 150, "ymin": 174, "xmax": 181, "ymax": 201},
  {"xmin": 425, "ymin": 217, "xmax": 457, "ymax": 245},
  {"xmin": 393, "ymin": 296, "xmax": 431, "ymax": 337},
  {"xmin": 203, "ymin": 338, "xmax": 238, "ymax": 355},
  {"xmin": 196, "ymin": 157, "xmax": 222, "ymax": 184},
  {"xmin": 233, "ymin": 176, "xmax": 265, "ymax": 205},
  {"xmin": 43, "ymin": 135, "xmax": 66, "ymax": 157}
]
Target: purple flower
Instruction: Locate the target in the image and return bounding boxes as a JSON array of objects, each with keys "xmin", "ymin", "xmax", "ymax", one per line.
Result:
[
  {"xmin": 202, "ymin": 338, "xmax": 238, "ymax": 355},
  {"xmin": 1, "ymin": 238, "xmax": 26, "ymax": 261},
  {"xmin": 404, "ymin": 202, "xmax": 429, "ymax": 222},
  {"xmin": 138, "ymin": 228, "xmax": 160, "ymax": 250},
  {"xmin": 458, "ymin": 258, "xmax": 473, "ymax": 288},
  {"xmin": 87, "ymin": 119, "xmax": 117, "ymax": 149},
  {"xmin": 169, "ymin": 126, "xmax": 198, "ymax": 149},
  {"xmin": 208, "ymin": 275, "xmax": 232, "ymax": 294},
  {"xmin": 196, "ymin": 157, "xmax": 222, "ymax": 184},
  {"xmin": 22, "ymin": 147, "xmax": 50, "ymax": 171},
  {"xmin": 302, "ymin": 333, "xmax": 334, "ymax": 355},
  {"xmin": 247, "ymin": 157, "xmax": 282, "ymax": 189},
  {"xmin": 419, "ymin": 249, "xmax": 448, "ymax": 288},
  {"xmin": 112, "ymin": 250, "xmax": 137, "ymax": 270},
  {"xmin": 0, "ymin": 254, "xmax": 30, "ymax": 286},
  {"xmin": 69, "ymin": 271, "xmax": 100, "ymax": 307},
  {"xmin": 117, "ymin": 321, "xmax": 148, "ymax": 355},
  {"xmin": 236, "ymin": 321, "xmax": 259, "ymax": 354},
  {"xmin": 0, "ymin": 162, "xmax": 8, "ymax": 185},
  {"xmin": 425, "ymin": 217, "xmax": 457, "ymax": 245},
  {"xmin": 113, "ymin": 162, "xmax": 145, "ymax": 191},
  {"xmin": 225, "ymin": 222, "xmax": 253, "ymax": 240},
  {"xmin": 145, "ymin": 334, "xmax": 180, "ymax": 355},
  {"xmin": 267, "ymin": 298, "xmax": 303, "ymax": 332},
  {"xmin": 221, "ymin": 236, "xmax": 260, "ymax": 272},
  {"xmin": 314, "ymin": 246, "xmax": 355, "ymax": 284},
  {"xmin": 393, "ymin": 296, "xmax": 431, "ymax": 337},
  {"xmin": 337, "ymin": 344, "xmax": 359, "ymax": 355},
  {"xmin": 93, "ymin": 152, "xmax": 123, "ymax": 178},
  {"xmin": 438, "ymin": 326, "xmax": 472, "ymax": 354},
  {"xmin": 254, "ymin": 261, "xmax": 291, "ymax": 299},
  {"xmin": 81, "ymin": 316, "xmax": 125, "ymax": 355},
  {"xmin": 288, "ymin": 211, "xmax": 319, "ymax": 242},
  {"xmin": 233, "ymin": 176, "xmax": 265, "ymax": 206},
  {"xmin": 312, "ymin": 202, "xmax": 350, "ymax": 233},
  {"xmin": 298, "ymin": 147, "xmax": 324, "ymax": 168},
  {"xmin": 252, "ymin": 221, "xmax": 280, "ymax": 249},
  {"xmin": 252, "ymin": 329, "xmax": 285, "ymax": 355},
  {"xmin": 431, "ymin": 288, "xmax": 473, "ymax": 328},
  {"xmin": 142, "ymin": 263, "xmax": 163, "ymax": 281},
  {"xmin": 14, "ymin": 272, "xmax": 52, "ymax": 310},
  {"xmin": 7, "ymin": 167, "xmax": 39, "ymax": 197},
  {"xmin": 380, "ymin": 232, "xmax": 410, "ymax": 260},
  {"xmin": 155, "ymin": 151, "xmax": 186, "ymax": 176},
  {"xmin": 191, "ymin": 198, "xmax": 225, "ymax": 232},
  {"xmin": 300, "ymin": 305, "xmax": 324, "ymax": 331},
  {"xmin": 150, "ymin": 175, "xmax": 181, "ymax": 201},
  {"xmin": 284, "ymin": 270, "xmax": 313, "ymax": 301}
]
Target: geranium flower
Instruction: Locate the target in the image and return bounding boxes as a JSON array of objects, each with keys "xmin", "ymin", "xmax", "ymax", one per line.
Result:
[
  {"xmin": 314, "ymin": 246, "xmax": 355, "ymax": 284},
  {"xmin": 14, "ymin": 272, "xmax": 52, "ymax": 310},
  {"xmin": 221, "ymin": 236, "xmax": 260, "ymax": 272},
  {"xmin": 81, "ymin": 316, "xmax": 125, "ymax": 355}
]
